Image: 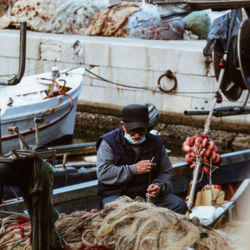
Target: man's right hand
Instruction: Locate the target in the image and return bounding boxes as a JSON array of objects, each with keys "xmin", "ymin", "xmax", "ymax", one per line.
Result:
[{"xmin": 136, "ymin": 160, "xmax": 153, "ymax": 174}]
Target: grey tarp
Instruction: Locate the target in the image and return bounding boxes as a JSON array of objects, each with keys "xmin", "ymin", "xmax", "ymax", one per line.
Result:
[{"xmin": 203, "ymin": 9, "xmax": 242, "ymax": 57}]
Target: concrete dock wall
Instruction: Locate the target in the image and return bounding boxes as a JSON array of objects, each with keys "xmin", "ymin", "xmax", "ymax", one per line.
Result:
[{"xmin": 0, "ymin": 29, "xmax": 249, "ymax": 151}]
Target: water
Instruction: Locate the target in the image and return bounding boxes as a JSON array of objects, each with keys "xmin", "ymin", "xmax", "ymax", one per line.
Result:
[{"xmin": 216, "ymin": 219, "xmax": 250, "ymax": 249}]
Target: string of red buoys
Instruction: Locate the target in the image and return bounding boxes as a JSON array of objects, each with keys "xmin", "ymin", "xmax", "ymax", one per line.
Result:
[{"xmin": 182, "ymin": 133, "xmax": 222, "ymax": 174}]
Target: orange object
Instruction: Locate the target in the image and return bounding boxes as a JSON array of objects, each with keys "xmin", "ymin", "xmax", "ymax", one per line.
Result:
[
  {"xmin": 182, "ymin": 142, "xmax": 191, "ymax": 153},
  {"xmin": 202, "ymin": 137, "xmax": 208, "ymax": 148},
  {"xmin": 207, "ymin": 140, "xmax": 215, "ymax": 151},
  {"xmin": 211, "ymin": 150, "xmax": 217, "ymax": 161},
  {"xmin": 203, "ymin": 166, "xmax": 210, "ymax": 174},
  {"xmin": 204, "ymin": 148, "xmax": 211, "ymax": 158},
  {"xmin": 195, "ymin": 137, "xmax": 203, "ymax": 148},
  {"xmin": 185, "ymin": 153, "xmax": 193, "ymax": 164},
  {"xmin": 200, "ymin": 133, "xmax": 208, "ymax": 139},
  {"xmin": 182, "ymin": 135, "xmax": 221, "ymax": 174},
  {"xmin": 213, "ymin": 185, "xmax": 222, "ymax": 189}
]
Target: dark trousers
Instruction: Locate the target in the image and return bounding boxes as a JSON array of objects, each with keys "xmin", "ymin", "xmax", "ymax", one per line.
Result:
[
  {"xmin": 151, "ymin": 192, "xmax": 187, "ymax": 214},
  {"xmin": 102, "ymin": 192, "xmax": 187, "ymax": 215}
]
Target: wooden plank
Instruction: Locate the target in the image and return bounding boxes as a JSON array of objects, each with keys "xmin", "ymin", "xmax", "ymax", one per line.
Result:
[
  {"xmin": 50, "ymin": 142, "xmax": 97, "ymax": 158},
  {"xmin": 0, "ymin": 180, "xmax": 99, "ymax": 216}
]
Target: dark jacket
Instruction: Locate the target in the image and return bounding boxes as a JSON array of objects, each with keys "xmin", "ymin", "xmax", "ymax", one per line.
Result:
[{"xmin": 97, "ymin": 128, "xmax": 163, "ymax": 199}]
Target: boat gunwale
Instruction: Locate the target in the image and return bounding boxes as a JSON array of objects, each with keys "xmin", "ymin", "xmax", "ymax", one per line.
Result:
[{"xmin": 1, "ymin": 78, "xmax": 82, "ymax": 122}]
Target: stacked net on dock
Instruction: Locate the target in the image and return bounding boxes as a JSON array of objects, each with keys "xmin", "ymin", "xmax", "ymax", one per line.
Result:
[
  {"xmin": 0, "ymin": 0, "xmax": 107, "ymax": 34},
  {"xmin": 0, "ymin": 0, "xmax": 210, "ymax": 40},
  {"xmin": 0, "ymin": 0, "xmax": 13, "ymax": 18},
  {"xmin": 85, "ymin": 2, "xmax": 140, "ymax": 37},
  {"xmin": 125, "ymin": 4, "xmax": 184, "ymax": 40},
  {"xmin": 85, "ymin": 2, "xmax": 185, "ymax": 39},
  {"xmin": 44, "ymin": 0, "xmax": 107, "ymax": 34},
  {"xmin": 0, "ymin": 0, "xmax": 67, "ymax": 31},
  {"xmin": 0, "ymin": 215, "xmax": 31, "ymax": 250},
  {"xmin": 0, "ymin": 196, "xmax": 231, "ymax": 250}
]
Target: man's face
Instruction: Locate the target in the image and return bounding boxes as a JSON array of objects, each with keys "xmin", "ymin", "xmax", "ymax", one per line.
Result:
[{"xmin": 122, "ymin": 125, "xmax": 147, "ymax": 143}]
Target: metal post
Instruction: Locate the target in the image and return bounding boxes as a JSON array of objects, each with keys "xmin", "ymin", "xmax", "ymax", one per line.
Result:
[
  {"xmin": 34, "ymin": 118, "xmax": 40, "ymax": 146},
  {"xmin": 34, "ymin": 118, "xmax": 43, "ymax": 147},
  {"xmin": 187, "ymin": 161, "xmax": 202, "ymax": 210},
  {"xmin": 0, "ymin": 21, "xmax": 26, "ymax": 85},
  {"xmin": 186, "ymin": 10, "xmax": 238, "ymax": 212},
  {"xmin": 8, "ymin": 126, "xmax": 30, "ymax": 150},
  {"xmin": 0, "ymin": 108, "xmax": 2, "ymax": 156}
]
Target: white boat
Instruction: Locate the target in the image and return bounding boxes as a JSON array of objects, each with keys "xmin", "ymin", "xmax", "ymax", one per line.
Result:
[{"xmin": 0, "ymin": 67, "xmax": 84, "ymax": 154}]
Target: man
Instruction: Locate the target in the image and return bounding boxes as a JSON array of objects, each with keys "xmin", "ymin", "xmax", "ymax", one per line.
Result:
[{"xmin": 96, "ymin": 104, "xmax": 187, "ymax": 214}]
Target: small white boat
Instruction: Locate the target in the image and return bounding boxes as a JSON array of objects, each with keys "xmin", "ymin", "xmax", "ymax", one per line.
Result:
[{"xmin": 0, "ymin": 67, "xmax": 84, "ymax": 154}]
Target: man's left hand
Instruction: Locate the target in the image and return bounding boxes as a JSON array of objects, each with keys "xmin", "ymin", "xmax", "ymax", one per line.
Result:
[{"xmin": 147, "ymin": 184, "xmax": 160, "ymax": 198}]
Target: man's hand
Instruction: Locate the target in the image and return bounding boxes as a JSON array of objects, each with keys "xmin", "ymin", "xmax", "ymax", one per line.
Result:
[
  {"xmin": 136, "ymin": 160, "xmax": 153, "ymax": 174},
  {"xmin": 147, "ymin": 184, "xmax": 160, "ymax": 198}
]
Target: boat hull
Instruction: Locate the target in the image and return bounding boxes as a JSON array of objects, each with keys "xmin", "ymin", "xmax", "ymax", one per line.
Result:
[{"xmin": 0, "ymin": 68, "xmax": 84, "ymax": 154}]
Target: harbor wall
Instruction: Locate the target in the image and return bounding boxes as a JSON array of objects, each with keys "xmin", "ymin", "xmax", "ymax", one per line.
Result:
[{"xmin": 0, "ymin": 29, "xmax": 249, "ymax": 151}]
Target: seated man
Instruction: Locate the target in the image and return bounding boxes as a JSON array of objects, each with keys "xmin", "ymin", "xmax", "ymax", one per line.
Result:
[{"xmin": 96, "ymin": 104, "xmax": 187, "ymax": 214}]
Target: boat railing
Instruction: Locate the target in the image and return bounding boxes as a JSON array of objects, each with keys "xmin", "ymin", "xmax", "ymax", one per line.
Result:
[{"xmin": 8, "ymin": 126, "xmax": 30, "ymax": 150}]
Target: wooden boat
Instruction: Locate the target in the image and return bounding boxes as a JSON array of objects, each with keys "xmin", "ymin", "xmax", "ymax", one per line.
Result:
[
  {"xmin": 0, "ymin": 67, "xmax": 84, "ymax": 155},
  {"xmin": 1, "ymin": 148, "xmax": 249, "ymax": 228},
  {"xmin": 1, "ymin": 142, "xmax": 97, "ymax": 200}
]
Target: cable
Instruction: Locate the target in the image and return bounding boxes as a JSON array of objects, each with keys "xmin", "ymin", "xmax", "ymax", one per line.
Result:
[
  {"xmin": 85, "ymin": 68, "xmax": 154, "ymax": 91},
  {"xmin": 84, "ymin": 68, "xmax": 217, "ymax": 95}
]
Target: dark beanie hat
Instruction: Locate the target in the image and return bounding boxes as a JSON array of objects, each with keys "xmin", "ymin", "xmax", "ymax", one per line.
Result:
[{"xmin": 122, "ymin": 104, "xmax": 149, "ymax": 130}]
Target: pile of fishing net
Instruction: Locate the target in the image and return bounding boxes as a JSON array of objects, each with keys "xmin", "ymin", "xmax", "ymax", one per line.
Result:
[
  {"xmin": 0, "ymin": 0, "xmax": 106, "ymax": 33},
  {"xmin": 85, "ymin": 2, "xmax": 140, "ymax": 37},
  {"xmin": 0, "ymin": 0, "xmax": 13, "ymax": 18},
  {"xmin": 182, "ymin": 10, "xmax": 211, "ymax": 39},
  {"xmin": 0, "ymin": 215, "xmax": 31, "ymax": 250},
  {"xmin": 56, "ymin": 196, "xmax": 230, "ymax": 250},
  {"xmin": 85, "ymin": 2, "xmax": 184, "ymax": 40},
  {"xmin": 0, "ymin": 0, "xmax": 208, "ymax": 41},
  {"xmin": 44, "ymin": 0, "xmax": 107, "ymax": 34},
  {"xmin": 0, "ymin": 0, "xmax": 67, "ymax": 31},
  {"xmin": 0, "ymin": 196, "xmax": 231, "ymax": 249},
  {"xmin": 125, "ymin": 4, "xmax": 184, "ymax": 40}
]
